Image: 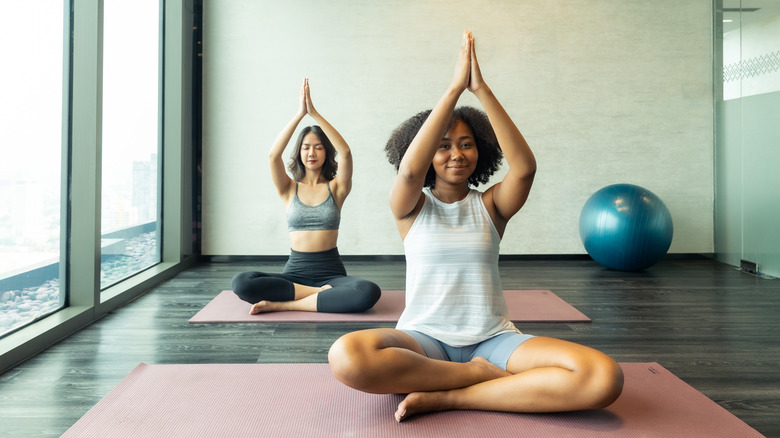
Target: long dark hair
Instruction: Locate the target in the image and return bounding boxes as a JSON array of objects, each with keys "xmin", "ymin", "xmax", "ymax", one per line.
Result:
[
  {"xmin": 385, "ymin": 106, "xmax": 503, "ymax": 188},
  {"xmin": 288, "ymin": 125, "xmax": 338, "ymax": 181}
]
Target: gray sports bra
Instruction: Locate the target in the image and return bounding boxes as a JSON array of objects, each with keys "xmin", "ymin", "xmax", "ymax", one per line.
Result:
[{"xmin": 287, "ymin": 182, "xmax": 341, "ymax": 231}]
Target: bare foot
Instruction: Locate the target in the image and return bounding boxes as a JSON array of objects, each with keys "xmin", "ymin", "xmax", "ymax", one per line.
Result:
[
  {"xmin": 250, "ymin": 300, "xmax": 283, "ymax": 314},
  {"xmin": 395, "ymin": 391, "xmax": 449, "ymax": 422},
  {"xmin": 394, "ymin": 357, "xmax": 510, "ymax": 422},
  {"xmin": 249, "ymin": 285, "xmax": 330, "ymax": 314}
]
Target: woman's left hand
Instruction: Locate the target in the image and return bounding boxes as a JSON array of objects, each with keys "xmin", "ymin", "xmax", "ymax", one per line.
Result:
[
  {"xmin": 467, "ymin": 32, "xmax": 487, "ymax": 93},
  {"xmin": 296, "ymin": 78, "xmax": 308, "ymax": 118},
  {"xmin": 304, "ymin": 78, "xmax": 319, "ymax": 117}
]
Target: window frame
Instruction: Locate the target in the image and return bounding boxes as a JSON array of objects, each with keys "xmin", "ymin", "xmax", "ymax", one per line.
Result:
[{"xmin": 0, "ymin": 0, "xmax": 197, "ymax": 374}]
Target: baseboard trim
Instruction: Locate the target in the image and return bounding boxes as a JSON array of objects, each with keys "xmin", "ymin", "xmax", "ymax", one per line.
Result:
[{"xmin": 200, "ymin": 253, "xmax": 712, "ymax": 263}]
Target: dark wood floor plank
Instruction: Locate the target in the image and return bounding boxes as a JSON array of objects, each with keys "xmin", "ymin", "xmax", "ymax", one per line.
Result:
[{"xmin": 0, "ymin": 257, "xmax": 778, "ymax": 437}]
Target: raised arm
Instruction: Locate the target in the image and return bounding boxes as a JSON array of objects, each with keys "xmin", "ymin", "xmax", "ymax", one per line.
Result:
[
  {"xmin": 269, "ymin": 79, "xmax": 307, "ymax": 200},
  {"xmin": 389, "ymin": 32, "xmax": 472, "ymax": 221},
  {"xmin": 304, "ymin": 80, "xmax": 353, "ymax": 206},
  {"xmin": 468, "ymin": 33, "xmax": 537, "ymax": 225}
]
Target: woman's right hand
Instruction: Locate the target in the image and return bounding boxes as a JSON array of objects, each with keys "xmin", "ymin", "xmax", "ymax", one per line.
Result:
[
  {"xmin": 297, "ymin": 78, "xmax": 308, "ymax": 118},
  {"xmin": 303, "ymin": 78, "xmax": 321, "ymax": 118},
  {"xmin": 449, "ymin": 31, "xmax": 471, "ymax": 94},
  {"xmin": 467, "ymin": 32, "xmax": 488, "ymax": 94}
]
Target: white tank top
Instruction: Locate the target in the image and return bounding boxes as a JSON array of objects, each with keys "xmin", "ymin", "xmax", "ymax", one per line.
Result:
[{"xmin": 397, "ymin": 187, "xmax": 520, "ymax": 347}]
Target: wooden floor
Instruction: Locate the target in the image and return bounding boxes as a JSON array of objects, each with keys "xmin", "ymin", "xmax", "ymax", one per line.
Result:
[{"xmin": 0, "ymin": 257, "xmax": 778, "ymax": 437}]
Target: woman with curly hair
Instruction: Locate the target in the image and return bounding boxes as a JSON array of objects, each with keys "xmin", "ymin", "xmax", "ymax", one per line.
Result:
[
  {"xmin": 328, "ymin": 32, "xmax": 623, "ymax": 421},
  {"xmin": 230, "ymin": 79, "xmax": 380, "ymax": 314}
]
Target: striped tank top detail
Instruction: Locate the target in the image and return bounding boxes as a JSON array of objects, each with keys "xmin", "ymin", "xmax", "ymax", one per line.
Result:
[{"xmin": 397, "ymin": 187, "xmax": 519, "ymax": 347}]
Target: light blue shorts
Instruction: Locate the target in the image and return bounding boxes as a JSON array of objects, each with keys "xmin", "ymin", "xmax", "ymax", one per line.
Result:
[{"xmin": 401, "ymin": 330, "xmax": 535, "ymax": 370}]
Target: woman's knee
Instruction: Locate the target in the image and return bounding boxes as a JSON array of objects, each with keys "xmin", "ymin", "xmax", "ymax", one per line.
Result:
[
  {"xmin": 318, "ymin": 280, "xmax": 381, "ymax": 313},
  {"xmin": 356, "ymin": 281, "xmax": 381, "ymax": 309},
  {"xmin": 580, "ymin": 354, "xmax": 624, "ymax": 409},
  {"xmin": 230, "ymin": 272, "xmax": 250, "ymax": 292},
  {"xmin": 230, "ymin": 272, "xmax": 255, "ymax": 301},
  {"xmin": 328, "ymin": 331, "xmax": 375, "ymax": 387},
  {"xmin": 519, "ymin": 337, "xmax": 624, "ymax": 409},
  {"xmin": 231, "ymin": 272, "xmax": 293, "ymax": 303}
]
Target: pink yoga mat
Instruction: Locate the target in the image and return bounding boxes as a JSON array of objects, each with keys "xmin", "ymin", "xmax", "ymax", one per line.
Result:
[
  {"xmin": 62, "ymin": 362, "xmax": 763, "ymax": 438},
  {"xmin": 189, "ymin": 289, "xmax": 590, "ymax": 323}
]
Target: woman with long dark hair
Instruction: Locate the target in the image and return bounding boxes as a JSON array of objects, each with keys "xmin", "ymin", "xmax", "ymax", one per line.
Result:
[{"xmin": 230, "ymin": 79, "xmax": 380, "ymax": 314}]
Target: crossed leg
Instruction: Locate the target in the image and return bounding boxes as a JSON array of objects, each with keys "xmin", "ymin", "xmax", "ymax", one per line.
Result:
[
  {"xmin": 232, "ymin": 271, "xmax": 326, "ymax": 314},
  {"xmin": 249, "ymin": 284, "xmax": 330, "ymax": 314},
  {"xmin": 328, "ymin": 329, "xmax": 624, "ymax": 421},
  {"xmin": 251, "ymin": 277, "xmax": 381, "ymax": 314}
]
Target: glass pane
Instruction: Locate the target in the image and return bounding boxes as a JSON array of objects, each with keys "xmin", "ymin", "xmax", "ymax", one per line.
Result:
[
  {"xmin": 739, "ymin": 2, "xmax": 780, "ymax": 277},
  {"xmin": 715, "ymin": 0, "xmax": 780, "ymax": 277},
  {"xmin": 101, "ymin": 0, "xmax": 161, "ymax": 289},
  {"xmin": 714, "ymin": 0, "xmax": 744, "ymax": 266},
  {"xmin": 0, "ymin": 3, "xmax": 66, "ymax": 336},
  {"xmin": 720, "ymin": 3, "xmax": 742, "ymax": 101}
]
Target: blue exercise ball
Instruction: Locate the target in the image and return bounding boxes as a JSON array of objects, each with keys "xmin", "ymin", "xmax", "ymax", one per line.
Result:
[{"xmin": 579, "ymin": 184, "xmax": 673, "ymax": 271}]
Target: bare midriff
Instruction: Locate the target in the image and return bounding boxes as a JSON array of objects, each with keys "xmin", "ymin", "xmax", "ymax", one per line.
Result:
[{"xmin": 289, "ymin": 229, "xmax": 339, "ymax": 253}]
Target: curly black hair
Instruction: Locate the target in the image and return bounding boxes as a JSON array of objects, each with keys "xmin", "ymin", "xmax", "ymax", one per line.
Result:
[
  {"xmin": 288, "ymin": 125, "xmax": 338, "ymax": 181},
  {"xmin": 385, "ymin": 106, "xmax": 503, "ymax": 188}
]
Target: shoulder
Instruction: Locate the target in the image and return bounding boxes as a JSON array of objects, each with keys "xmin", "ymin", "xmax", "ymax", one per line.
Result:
[
  {"xmin": 328, "ymin": 179, "xmax": 349, "ymax": 205},
  {"xmin": 394, "ymin": 191, "xmax": 427, "ymax": 240},
  {"xmin": 406, "ymin": 191, "xmax": 429, "ymax": 219},
  {"xmin": 479, "ymin": 186, "xmax": 509, "ymax": 234},
  {"xmin": 279, "ymin": 181, "xmax": 297, "ymax": 205}
]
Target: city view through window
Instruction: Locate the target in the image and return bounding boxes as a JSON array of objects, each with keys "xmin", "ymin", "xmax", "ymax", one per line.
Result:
[
  {"xmin": 1, "ymin": 1, "xmax": 162, "ymax": 337},
  {"xmin": 0, "ymin": 4, "xmax": 66, "ymax": 337},
  {"xmin": 100, "ymin": 0, "xmax": 161, "ymax": 289}
]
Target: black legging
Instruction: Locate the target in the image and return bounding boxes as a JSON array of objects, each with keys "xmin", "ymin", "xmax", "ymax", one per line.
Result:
[{"xmin": 230, "ymin": 248, "xmax": 381, "ymax": 313}]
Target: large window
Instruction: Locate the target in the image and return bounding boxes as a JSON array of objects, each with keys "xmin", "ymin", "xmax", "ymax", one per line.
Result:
[
  {"xmin": 0, "ymin": 3, "xmax": 66, "ymax": 337},
  {"xmin": 100, "ymin": 0, "xmax": 162, "ymax": 289},
  {"xmin": 1, "ymin": 0, "xmax": 196, "ymax": 374}
]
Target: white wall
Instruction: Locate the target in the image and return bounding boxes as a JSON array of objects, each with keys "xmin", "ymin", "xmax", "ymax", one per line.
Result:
[{"xmin": 202, "ymin": 0, "xmax": 713, "ymax": 256}]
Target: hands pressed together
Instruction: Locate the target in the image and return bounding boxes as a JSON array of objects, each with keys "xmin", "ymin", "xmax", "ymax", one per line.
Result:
[
  {"xmin": 452, "ymin": 30, "xmax": 488, "ymax": 95},
  {"xmin": 297, "ymin": 77, "xmax": 319, "ymax": 119}
]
